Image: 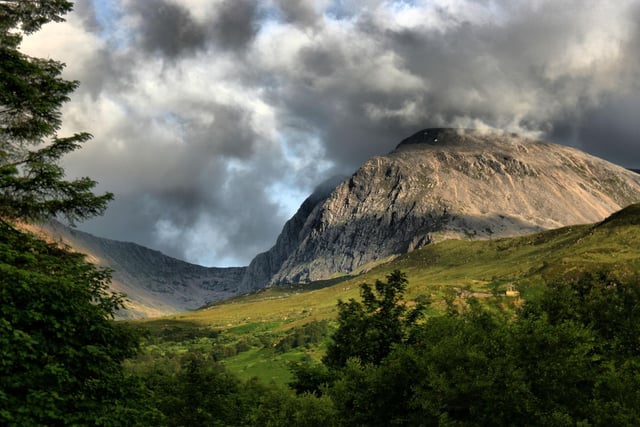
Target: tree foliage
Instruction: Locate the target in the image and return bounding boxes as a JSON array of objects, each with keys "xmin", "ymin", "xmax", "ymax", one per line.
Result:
[
  {"xmin": 323, "ymin": 270, "xmax": 425, "ymax": 369},
  {"xmin": 0, "ymin": 222, "xmax": 141, "ymax": 426},
  {"xmin": 320, "ymin": 271, "xmax": 640, "ymax": 426},
  {"xmin": 0, "ymin": 2, "xmax": 141, "ymax": 425},
  {"xmin": 0, "ymin": 0, "xmax": 112, "ymax": 224}
]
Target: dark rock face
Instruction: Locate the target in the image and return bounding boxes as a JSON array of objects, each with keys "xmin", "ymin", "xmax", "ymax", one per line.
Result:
[
  {"xmin": 243, "ymin": 128, "xmax": 640, "ymax": 287},
  {"xmin": 240, "ymin": 176, "xmax": 344, "ymax": 291}
]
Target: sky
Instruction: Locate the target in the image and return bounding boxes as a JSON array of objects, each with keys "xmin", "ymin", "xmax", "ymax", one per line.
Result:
[{"xmin": 21, "ymin": 0, "xmax": 640, "ymax": 267}]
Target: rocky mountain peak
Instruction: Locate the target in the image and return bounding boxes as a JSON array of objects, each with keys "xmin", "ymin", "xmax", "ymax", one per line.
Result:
[
  {"xmin": 395, "ymin": 127, "xmax": 521, "ymax": 149},
  {"xmin": 242, "ymin": 128, "xmax": 640, "ymax": 288}
]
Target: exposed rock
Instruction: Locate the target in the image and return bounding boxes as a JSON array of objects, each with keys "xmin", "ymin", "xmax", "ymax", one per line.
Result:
[
  {"xmin": 26, "ymin": 221, "xmax": 245, "ymax": 319},
  {"xmin": 245, "ymin": 128, "xmax": 640, "ymax": 287},
  {"xmin": 240, "ymin": 176, "xmax": 345, "ymax": 291}
]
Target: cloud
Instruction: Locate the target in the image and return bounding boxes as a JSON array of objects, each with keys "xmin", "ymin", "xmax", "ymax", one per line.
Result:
[
  {"xmin": 122, "ymin": 0, "xmax": 260, "ymax": 57},
  {"xmin": 211, "ymin": 0, "xmax": 260, "ymax": 50},
  {"xmin": 19, "ymin": 0, "xmax": 640, "ymax": 266},
  {"xmin": 126, "ymin": 0, "xmax": 209, "ymax": 58},
  {"xmin": 275, "ymin": 0, "xmax": 326, "ymax": 28}
]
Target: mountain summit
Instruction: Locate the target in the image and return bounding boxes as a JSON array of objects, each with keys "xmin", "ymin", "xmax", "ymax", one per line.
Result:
[{"xmin": 243, "ymin": 128, "xmax": 640, "ymax": 287}]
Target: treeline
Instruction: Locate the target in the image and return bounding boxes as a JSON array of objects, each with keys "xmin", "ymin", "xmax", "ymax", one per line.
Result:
[
  {"xmin": 121, "ymin": 270, "xmax": 640, "ymax": 425},
  {"xmin": 305, "ymin": 270, "xmax": 640, "ymax": 426}
]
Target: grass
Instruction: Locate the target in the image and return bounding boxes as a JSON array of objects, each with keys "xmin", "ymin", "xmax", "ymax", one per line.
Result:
[
  {"xmin": 129, "ymin": 203, "xmax": 640, "ymax": 385},
  {"xmin": 221, "ymin": 347, "xmax": 302, "ymax": 384}
]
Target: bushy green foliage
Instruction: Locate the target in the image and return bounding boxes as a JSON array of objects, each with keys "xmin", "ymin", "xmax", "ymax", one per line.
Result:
[
  {"xmin": 0, "ymin": 222, "xmax": 141, "ymax": 426},
  {"xmin": 249, "ymin": 386, "xmax": 338, "ymax": 427},
  {"xmin": 319, "ymin": 271, "xmax": 640, "ymax": 426},
  {"xmin": 275, "ymin": 320, "xmax": 330, "ymax": 353},
  {"xmin": 128, "ymin": 349, "xmax": 340, "ymax": 427},
  {"xmin": 323, "ymin": 270, "xmax": 425, "ymax": 368},
  {"xmin": 288, "ymin": 358, "xmax": 334, "ymax": 396},
  {"xmin": 140, "ymin": 351, "xmax": 253, "ymax": 427}
]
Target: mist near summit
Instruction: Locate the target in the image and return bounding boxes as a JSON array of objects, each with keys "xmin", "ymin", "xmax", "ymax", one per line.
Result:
[{"xmin": 21, "ymin": 0, "xmax": 640, "ymax": 266}]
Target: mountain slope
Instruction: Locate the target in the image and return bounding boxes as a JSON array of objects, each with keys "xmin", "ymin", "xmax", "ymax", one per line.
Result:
[
  {"xmin": 244, "ymin": 128, "xmax": 640, "ymax": 288},
  {"xmin": 26, "ymin": 221, "xmax": 245, "ymax": 319},
  {"xmin": 151, "ymin": 202, "xmax": 640, "ymax": 333}
]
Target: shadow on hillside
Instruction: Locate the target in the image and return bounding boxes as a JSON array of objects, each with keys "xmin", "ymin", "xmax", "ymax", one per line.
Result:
[{"xmin": 132, "ymin": 319, "xmax": 218, "ymax": 342}]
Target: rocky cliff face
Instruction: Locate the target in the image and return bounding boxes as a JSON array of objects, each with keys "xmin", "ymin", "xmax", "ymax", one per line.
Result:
[
  {"xmin": 240, "ymin": 176, "xmax": 345, "ymax": 291},
  {"xmin": 27, "ymin": 221, "xmax": 245, "ymax": 319},
  {"xmin": 244, "ymin": 128, "xmax": 640, "ymax": 287}
]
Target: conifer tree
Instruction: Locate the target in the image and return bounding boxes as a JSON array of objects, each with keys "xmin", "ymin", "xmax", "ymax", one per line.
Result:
[{"xmin": 0, "ymin": 0, "xmax": 112, "ymax": 223}]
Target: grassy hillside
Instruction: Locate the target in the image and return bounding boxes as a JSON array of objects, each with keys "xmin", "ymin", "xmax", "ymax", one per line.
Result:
[{"xmin": 130, "ymin": 203, "xmax": 640, "ymax": 383}]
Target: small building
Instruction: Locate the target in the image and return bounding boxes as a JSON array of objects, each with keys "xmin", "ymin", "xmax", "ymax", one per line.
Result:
[{"xmin": 505, "ymin": 285, "xmax": 520, "ymax": 298}]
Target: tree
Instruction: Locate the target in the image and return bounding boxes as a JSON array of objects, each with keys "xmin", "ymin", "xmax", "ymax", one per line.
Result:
[
  {"xmin": 0, "ymin": 0, "xmax": 112, "ymax": 223},
  {"xmin": 0, "ymin": 2, "xmax": 141, "ymax": 425},
  {"xmin": 323, "ymin": 270, "xmax": 424, "ymax": 369},
  {"xmin": 0, "ymin": 222, "xmax": 141, "ymax": 426},
  {"xmin": 523, "ymin": 270, "xmax": 640, "ymax": 359}
]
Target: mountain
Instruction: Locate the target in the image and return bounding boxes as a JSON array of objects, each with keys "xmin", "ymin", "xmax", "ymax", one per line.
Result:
[
  {"xmin": 243, "ymin": 128, "xmax": 640, "ymax": 288},
  {"xmin": 25, "ymin": 221, "xmax": 245, "ymax": 319},
  {"xmin": 23, "ymin": 128, "xmax": 640, "ymax": 318}
]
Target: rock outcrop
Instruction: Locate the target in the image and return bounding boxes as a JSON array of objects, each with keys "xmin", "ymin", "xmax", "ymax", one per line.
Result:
[
  {"xmin": 244, "ymin": 128, "xmax": 640, "ymax": 287},
  {"xmin": 240, "ymin": 176, "xmax": 345, "ymax": 291}
]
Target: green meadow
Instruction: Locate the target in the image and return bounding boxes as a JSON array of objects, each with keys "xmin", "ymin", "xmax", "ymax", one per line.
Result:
[{"xmin": 129, "ymin": 204, "xmax": 640, "ymax": 384}]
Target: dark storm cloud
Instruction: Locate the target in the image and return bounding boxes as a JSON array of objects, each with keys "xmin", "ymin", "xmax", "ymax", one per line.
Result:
[
  {"xmin": 258, "ymin": 0, "xmax": 640, "ymax": 170},
  {"xmin": 127, "ymin": 0, "xmax": 209, "ymax": 58},
  {"xmin": 563, "ymin": 96, "xmax": 640, "ymax": 167},
  {"xmin": 298, "ymin": 45, "xmax": 342, "ymax": 78},
  {"xmin": 275, "ymin": 0, "xmax": 322, "ymax": 28},
  {"xmin": 124, "ymin": 0, "xmax": 259, "ymax": 58},
  {"xmin": 71, "ymin": 98, "xmax": 286, "ymax": 264},
  {"xmin": 27, "ymin": 0, "xmax": 640, "ymax": 267},
  {"xmin": 211, "ymin": 0, "xmax": 260, "ymax": 50},
  {"xmin": 72, "ymin": 0, "xmax": 100, "ymax": 32}
]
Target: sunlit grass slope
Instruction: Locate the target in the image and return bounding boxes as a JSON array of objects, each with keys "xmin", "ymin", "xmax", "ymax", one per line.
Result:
[{"xmin": 131, "ymin": 203, "xmax": 640, "ymax": 383}]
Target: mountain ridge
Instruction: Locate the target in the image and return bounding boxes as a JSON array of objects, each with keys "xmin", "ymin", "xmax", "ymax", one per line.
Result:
[{"xmin": 25, "ymin": 221, "xmax": 246, "ymax": 319}]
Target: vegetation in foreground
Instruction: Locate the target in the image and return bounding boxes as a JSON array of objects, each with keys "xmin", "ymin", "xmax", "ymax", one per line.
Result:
[
  {"xmin": 7, "ymin": 212, "xmax": 640, "ymax": 425},
  {"xmin": 0, "ymin": 1, "xmax": 133, "ymax": 425},
  {"xmin": 121, "ymin": 269, "xmax": 640, "ymax": 426}
]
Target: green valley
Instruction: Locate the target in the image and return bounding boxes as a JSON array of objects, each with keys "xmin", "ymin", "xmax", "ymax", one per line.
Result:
[{"xmin": 129, "ymin": 203, "xmax": 640, "ymax": 384}]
